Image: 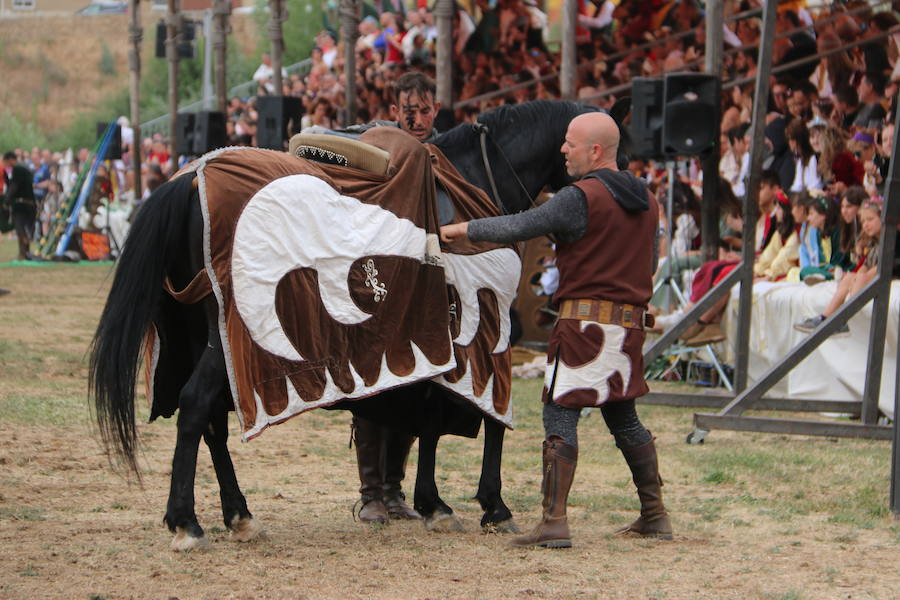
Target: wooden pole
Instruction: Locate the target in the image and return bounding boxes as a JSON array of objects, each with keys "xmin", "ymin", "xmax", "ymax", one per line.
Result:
[
  {"xmin": 213, "ymin": 0, "xmax": 230, "ymax": 114},
  {"xmin": 340, "ymin": 0, "xmax": 360, "ymax": 126},
  {"xmin": 434, "ymin": 0, "xmax": 453, "ymax": 108},
  {"xmin": 167, "ymin": 0, "xmax": 180, "ymax": 173},
  {"xmin": 559, "ymin": 0, "xmax": 576, "ymax": 100},
  {"xmin": 128, "ymin": 0, "xmax": 142, "ymax": 199},
  {"xmin": 268, "ymin": 0, "xmax": 285, "ymax": 96},
  {"xmin": 701, "ymin": 0, "xmax": 724, "ymax": 263}
]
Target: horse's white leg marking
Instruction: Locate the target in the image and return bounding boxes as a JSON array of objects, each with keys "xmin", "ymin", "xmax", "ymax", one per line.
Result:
[
  {"xmin": 229, "ymin": 515, "xmax": 266, "ymax": 542},
  {"xmin": 170, "ymin": 526, "xmax": 210, "ymax": 552}
]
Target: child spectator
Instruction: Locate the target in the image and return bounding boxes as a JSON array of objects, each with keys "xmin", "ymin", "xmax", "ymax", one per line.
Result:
[
  {"xmin": 754, "ymin": 191, "xmax": 801, "ymax": 281},
  {"xmin": 794, "ymin": 197, "xmax": 884, "ymax": 333},
  {"xmin": 796, "ymin": 194, "xmax": 852, "ymax": 284}
]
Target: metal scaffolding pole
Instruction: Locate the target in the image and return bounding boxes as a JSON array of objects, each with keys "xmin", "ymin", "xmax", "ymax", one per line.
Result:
[
  {"xmin": 734, "ymin": 0, "xmax": 777, "ymax": 393},
  {"xmin": 701, "ymin": 0, "xmax": 723, "ymax": 263}
]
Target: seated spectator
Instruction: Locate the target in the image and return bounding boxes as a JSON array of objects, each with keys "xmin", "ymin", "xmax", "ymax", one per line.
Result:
[
  {"xmin": 853, "ymin": 71, "xmax": 888, "ymax": 130},
  {"xmin": 671, "ymin": 171, "xmax": 785, "ymax": 346},
  {"xmin": 754, "ymin": 191, "xmax": 802, "ymax": 281},
  {"xmin": 794, "ymin": 197, "xmax": 884, "ymax": 333},
  {"xmin": 837, "ymin": 185, "xmax": 867, "ymax": 265},
  {"xmin": 721, "ymin": 123, "xmax": 750, "ymax": 198},
  {"xmin": 785, "ymin": 119, "xmax": 822, "ymax": 192},
  {"xmin": 794, "ymin": 194, "xmax": 852, "ymax": 284}
]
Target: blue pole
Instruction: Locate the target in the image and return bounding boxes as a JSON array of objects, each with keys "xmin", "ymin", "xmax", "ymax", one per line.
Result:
[{"xmin": 55, "ymin": 124, "xmax": 115, "ymax": 257}]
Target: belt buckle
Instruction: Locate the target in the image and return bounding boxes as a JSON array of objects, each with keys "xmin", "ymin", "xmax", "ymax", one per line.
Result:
[
  {"xmin": 643, "ymin": 312, "xmax": 655, "ymax": 329},
  {"xmin": 622, "ymin": 308, "xmax": 633, "ymax": 328},
  {"xmin": 576, "ymin": 300, "xmax": 592, "ymax": 318}
]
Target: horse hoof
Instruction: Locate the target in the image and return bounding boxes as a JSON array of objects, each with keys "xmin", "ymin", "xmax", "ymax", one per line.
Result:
[
  {"xmin": 171, "ymin": 527, "xmax": 211, "ymax": 552},
  {"xmin": 424, "ymin": 512, "xmax": 465, "ymax": 533},
  {"xmin": 229, "ymin": 516, "xmax": 266, "ymax": 543},
  {"xmin": 483, "ymin": 518, "xmax": 521, "ymax": 534}
]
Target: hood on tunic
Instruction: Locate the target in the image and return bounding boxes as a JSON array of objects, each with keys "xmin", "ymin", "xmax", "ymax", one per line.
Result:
[{"xmin": 581, "ymin": 168, "xmax": 649, "ymax": 212}]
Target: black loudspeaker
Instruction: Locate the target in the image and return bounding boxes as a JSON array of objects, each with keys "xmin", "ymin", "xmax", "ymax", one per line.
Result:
[
  {"xmin": 156, "ymin": 21, "xmax": 166, "ymax": 59},
  {"xmin": 192, "ymin": 111, "xmax": 227, "ymax": 155},
  {"xmin": 174, "ymin": 113, "xmax": 196, "ymax": 156},
  {"xmin": 256, "ymin": 96, "xmax": 303, "ymax": 150},
  {"xmin": 661, "ymin": 72, "xmax": 720, "ymax": 157},
  {"xmin": 156, "ymin": 19, "xmax": 195, "ymax": 59},
  {"xmin": 96, "ymin": 122, "xmax": 122, "ymax": 160},
  {"xmin": 630, "ymin": 77, "xmax": 664, "ymax": 159}
]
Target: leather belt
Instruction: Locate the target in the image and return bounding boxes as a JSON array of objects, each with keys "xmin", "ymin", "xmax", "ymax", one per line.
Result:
[{"xmin": 558, "ymin": 298, "xmax": 653, "ymax": 330}]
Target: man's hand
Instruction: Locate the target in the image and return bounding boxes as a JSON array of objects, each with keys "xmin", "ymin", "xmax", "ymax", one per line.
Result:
[{"xmin": 440, "ymin": 222, "xmax": 469, "ymax": 243}]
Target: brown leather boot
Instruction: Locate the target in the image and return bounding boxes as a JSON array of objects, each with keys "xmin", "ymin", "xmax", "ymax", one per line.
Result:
[
  {"xmin": 616, "ymin": 437, "xmax": 673, "ymax": 539},
  {"xmin": 383, "ymin": 429, "xmax": 422, "ymax": 520},
  {"xmin": 511, "ymin": 436, "xmax": 577, "ymax": 549},
  {"xmin": 352, "ymin": 416, "xmax": 389, "ymax": 523}
]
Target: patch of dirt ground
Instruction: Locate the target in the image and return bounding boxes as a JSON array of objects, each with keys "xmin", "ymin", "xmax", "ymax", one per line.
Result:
[{"xmin": 0, "ymin": 243, "xmax": 898, "ymax": 600}]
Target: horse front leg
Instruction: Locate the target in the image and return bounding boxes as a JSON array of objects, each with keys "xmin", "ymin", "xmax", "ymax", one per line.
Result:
[
  {"xmin": 164, "ymin": 347, "xmax": 224, "ymax": 552},
  {"xmin": 202, "ymin": 399, "xmax": 264, "ymax": 543},
  {"xmin": 413, "ymin": 427, "xmax": 464, "ymax": 533},
  {"xmin": 476, "ymin": 417, "xmax": 519, "ymax": 533}
]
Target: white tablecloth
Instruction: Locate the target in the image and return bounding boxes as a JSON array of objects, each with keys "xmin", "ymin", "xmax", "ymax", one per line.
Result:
[{"xmin": 724, "ymin": 279, "xmax": 899, "ymax": 420}]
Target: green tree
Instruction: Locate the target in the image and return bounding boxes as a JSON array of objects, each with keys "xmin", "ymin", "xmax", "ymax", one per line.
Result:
[{"xmin": 254, "ymin": 0, "xmax": 324, "ymax": 67}]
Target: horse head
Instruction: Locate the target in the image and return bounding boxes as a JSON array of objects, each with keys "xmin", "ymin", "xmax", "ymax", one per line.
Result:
[{"xmin": 434, "ymin": 98, "xmax": 632, "ymax": 215}]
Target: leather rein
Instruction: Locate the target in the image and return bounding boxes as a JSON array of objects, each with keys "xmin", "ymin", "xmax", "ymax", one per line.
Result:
[{"xmin": 473, "ymin": 121, "xmax": 541, "ymax": 216}]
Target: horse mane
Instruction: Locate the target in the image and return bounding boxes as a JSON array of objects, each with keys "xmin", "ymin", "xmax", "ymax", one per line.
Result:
[{"xmin": 435, "ymin": 100, "xmax": 598, "ymax": 156}]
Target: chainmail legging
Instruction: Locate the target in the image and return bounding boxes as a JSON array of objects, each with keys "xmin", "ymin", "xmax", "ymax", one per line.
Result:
[{"xmin": 543, "ymin": 398, "xmax": 652, "ymax": 449}]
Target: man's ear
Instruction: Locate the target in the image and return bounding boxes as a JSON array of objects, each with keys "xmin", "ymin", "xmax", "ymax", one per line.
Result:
[
  {"xmin": 434, "ymin": 100, "xmax": 442, "ymax": 112},
  {"xmin": 389, "ymin": 104, "xmax": 399, "ymax": 119}
]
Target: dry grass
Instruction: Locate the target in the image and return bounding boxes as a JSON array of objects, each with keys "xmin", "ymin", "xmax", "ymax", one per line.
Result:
[{"xmin": 0, "ymin": 236, "xmax": 898, "ymax": 600}]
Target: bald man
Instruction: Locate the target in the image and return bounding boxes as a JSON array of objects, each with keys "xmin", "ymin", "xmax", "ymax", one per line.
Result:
[{"xmin": 441, "ymin": 112, "xmax": 671, "ymax": 548}]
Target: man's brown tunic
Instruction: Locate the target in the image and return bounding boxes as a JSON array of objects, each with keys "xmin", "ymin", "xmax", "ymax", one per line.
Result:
[{"xmin": 542, "ymin": 176, "xmax": 659, "ymax": 408}]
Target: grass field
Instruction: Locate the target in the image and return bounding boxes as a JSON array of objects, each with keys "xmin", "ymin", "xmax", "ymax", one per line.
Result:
[{"xmin": 0, "ymin": 235, "xmax": 898, "ymax": 600}]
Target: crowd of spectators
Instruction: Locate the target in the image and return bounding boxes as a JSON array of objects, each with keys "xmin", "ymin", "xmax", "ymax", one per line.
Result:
[{"xmin": 5, "ymin": 0, "xmax": 900, "ymax": 327}]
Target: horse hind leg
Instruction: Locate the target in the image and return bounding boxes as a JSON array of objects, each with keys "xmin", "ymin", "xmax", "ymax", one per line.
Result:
[
  {"xmin": 414, "ymin": 425, "xmax": 464, "ymax": 533},
  {"xmin": 476, "ymin": 418, "xmax": 519, "ymax": 534},
  {"xmin": 164, "ymin": 345, "xmax": 227, "ymax": 552},
  {"xmin": 202, "ymin": 400, "xmax": 265, "ymax": 543}
]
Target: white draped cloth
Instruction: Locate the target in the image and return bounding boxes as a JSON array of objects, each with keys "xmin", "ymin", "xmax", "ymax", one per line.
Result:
[{"xmin": 724, "ymin": 280, "xmax": 898, "ymax": 420}]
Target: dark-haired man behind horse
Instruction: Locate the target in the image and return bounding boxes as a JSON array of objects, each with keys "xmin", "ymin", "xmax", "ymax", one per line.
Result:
[
  {"xmin": 347, "ymin": 71, "xmax": 442, "ymax": 523},
  {"xmin": 440, "ymin": 111, "xmax": 672, "ymax": 548}
]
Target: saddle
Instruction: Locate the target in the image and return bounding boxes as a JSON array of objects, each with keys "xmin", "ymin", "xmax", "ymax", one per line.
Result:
[{"xmin": 288, "ymin": 133, "xmax": 391, "ymax": 176}]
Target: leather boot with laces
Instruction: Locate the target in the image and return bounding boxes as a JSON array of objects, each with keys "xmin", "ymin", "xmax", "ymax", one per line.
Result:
[{"xmin": 511, "ymin": 436, "xmax": 577, "ymax": 549}]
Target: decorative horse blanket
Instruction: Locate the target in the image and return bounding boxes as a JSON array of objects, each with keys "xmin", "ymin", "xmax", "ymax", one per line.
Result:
[{"xmin": 155, "ymin": 128, "xmax": 519, "ymax": 440}]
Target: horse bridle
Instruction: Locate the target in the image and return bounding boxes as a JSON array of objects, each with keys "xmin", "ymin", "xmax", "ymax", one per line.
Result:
[{"xmin": 472, "ymin": 121, "xmax": 541, "ymax": 216}]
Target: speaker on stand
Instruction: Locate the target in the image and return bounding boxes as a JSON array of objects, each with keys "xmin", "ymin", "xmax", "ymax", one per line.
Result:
[
  {"xmin": 192, "ymin": 111, "xmax": 227, "ymax": 155},
  {"xmin": 256, "ymin": 96, "xmax": 303, "ymax": 150},
  {"xmin": 661, "ymin": 72, "xmax": 720, "ymax": 158},
  {"xmin": 174, "ymin": 113, "xmax": 196, "ymax": 156}
]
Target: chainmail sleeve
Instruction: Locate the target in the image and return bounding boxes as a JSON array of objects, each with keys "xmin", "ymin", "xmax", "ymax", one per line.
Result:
[{"xmin": 467, "ymin": 185, "xmax": 588, "ymax": 245}]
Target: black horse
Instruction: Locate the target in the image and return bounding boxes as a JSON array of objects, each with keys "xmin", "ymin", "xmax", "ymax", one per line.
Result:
[{"xmin": 89, "ymin": 99, "xmax": 630, "ymax": 550}]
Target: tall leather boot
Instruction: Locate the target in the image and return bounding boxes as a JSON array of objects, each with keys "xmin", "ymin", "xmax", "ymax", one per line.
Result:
[
  {"xmin": 616, "ymin": 437, "xmax": 673, "ymax": 539},
  {"xmin": 511, "ymin": 436, "xmax": 577, "ymax": 549},
  {"xmin": 352, "ymin": 416, "xmax": 389, "ymax": 523},
  {"xmin": 382, "ymin": 429, "xmax": 422, "ymax": 520}
]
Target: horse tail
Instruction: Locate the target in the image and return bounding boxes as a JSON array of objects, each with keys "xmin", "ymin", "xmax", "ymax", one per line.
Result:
[{"xmin": 89, "ymin": 172, "xmax": 196, "ymax": 477}]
